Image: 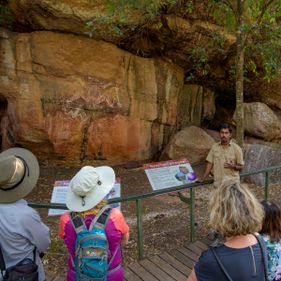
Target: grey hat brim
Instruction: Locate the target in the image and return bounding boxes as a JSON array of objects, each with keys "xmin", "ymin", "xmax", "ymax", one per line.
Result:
[{"xmin": 0, "ymin": 148, "xmax": 39, "ymax": 203}]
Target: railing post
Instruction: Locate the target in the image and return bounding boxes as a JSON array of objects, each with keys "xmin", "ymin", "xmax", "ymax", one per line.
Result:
[
  {"xmin": 265, "ymin": 171, "xmax": 269, "ymax": 201},
  {"xmin": 136, "ymin": 199, "xmax": 144, "ymax": 260},
  {"xmin": 190, "ymin": 187, "xmax": 195, "ymax": 242}
]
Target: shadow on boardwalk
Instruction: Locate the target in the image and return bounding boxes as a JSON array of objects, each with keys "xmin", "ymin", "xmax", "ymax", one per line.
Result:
[{"xmin": 46, "ymin": 240, "xmax": 207, "ymax": 281}]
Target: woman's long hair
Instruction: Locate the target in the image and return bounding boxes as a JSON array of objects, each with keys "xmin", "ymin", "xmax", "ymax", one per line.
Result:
[
  {"xmin": 209, "ymin": 180, "xmax": 264, "ymax": 237},
  {"xmin": 260, "ymin": 200, "xmax": 281, "ymax": 242}
]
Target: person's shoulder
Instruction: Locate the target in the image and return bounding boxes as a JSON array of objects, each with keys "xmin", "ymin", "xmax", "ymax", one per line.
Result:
[
  {"xmin": 195, "ymin": 247, "xmax": 217, "ymax": 269},
  {"xmin": 201, "ymin": 245, "xmax": 231, "ymax": 256},
  {"xmin": 231, "ymin": 141, "xmax": 242, "ymax": 150},
  {"xmin": 195, "ymin": 246, "xmax": 230, "ymax": 278},
  {"xmin": 198, "ymin": 247, "xmax": 215, "ymax": 261},
  {"xmin": 213, "ymin": 142, "xmax": 221, "ymax": 148},
  {"xmin": 13, "ymin": 200, "xmax": 35, "ymax": 216},
  {"xmin": 110, "ymin": 207, "xmax": 123, "ymax": 219},
  {"xmin": 15, "ymin": 201, "xmax": 44, "ymax": 223},
  {"xmin": 109, "ymin": 207, "xmax": 129, "ymax": 233},
  {"xmin": 209, "ymin": 142, "xmax": 220, "ymax": 152}
]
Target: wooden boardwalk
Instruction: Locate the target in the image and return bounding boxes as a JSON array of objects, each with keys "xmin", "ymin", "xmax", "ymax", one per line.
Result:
[
  {"xmin": 124, "ymin": 240, "xmax": 208, "ymax": 281},
  {"xmin": 46, "ymin": 240, "xmax": 208, "ymax": 281}
]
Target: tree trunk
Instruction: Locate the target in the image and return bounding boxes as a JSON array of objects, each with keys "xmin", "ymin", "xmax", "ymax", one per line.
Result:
[{"xmin": 236, "ymin": 0, "xmax": 244, "ymax": 148}]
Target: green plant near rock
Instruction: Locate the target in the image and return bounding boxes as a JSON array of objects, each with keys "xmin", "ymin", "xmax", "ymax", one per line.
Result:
[
  {"xmin": 85, "ymin": 0, "xmax": 194, "ymax": 38},
  {"xmin": 0, "ymin": 1, "xmax": 13, "ymax": 28}
]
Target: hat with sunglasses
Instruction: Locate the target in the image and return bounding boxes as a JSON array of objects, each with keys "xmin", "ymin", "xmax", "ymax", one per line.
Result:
[
  {"xmin": 0, "ymin": 148, "xmax": 40, "ymax": 203},
  {"xmin": 66, "ymin": 166, "xmax": 115, "ymax": 212}
]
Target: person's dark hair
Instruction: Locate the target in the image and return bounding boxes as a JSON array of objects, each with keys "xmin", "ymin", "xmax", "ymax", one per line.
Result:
[
  {"xmin": 219, "ymin": 123, "xmax": 232, "ymax": 133},
  {"xmin": 260, "ymin": 200, "xmax": 281, "ymax": 242}
]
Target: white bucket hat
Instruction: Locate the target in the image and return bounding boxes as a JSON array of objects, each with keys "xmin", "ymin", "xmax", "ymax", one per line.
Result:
[
  {"xmin": 0, "ymin": 148, "xmax": 39, "ymax": 203},
  {"xmin": 66, "ymin": 166, "xmax": 115, "ymax": 212}
]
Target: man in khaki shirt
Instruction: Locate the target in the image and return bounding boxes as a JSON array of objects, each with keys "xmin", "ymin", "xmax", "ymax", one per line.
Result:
[{"xmin": 201, "ymin": 123, "xmax": 244, "ymax": 188}]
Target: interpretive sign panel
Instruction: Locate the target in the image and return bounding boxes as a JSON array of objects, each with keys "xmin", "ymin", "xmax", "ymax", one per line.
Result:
[
  {"xmin": 143, "ymin": 159, "xmax": 197, "ymax": 191},
  {"xmin": 48, "ymin": 177, "xmax": 121, "ymax": 216}
]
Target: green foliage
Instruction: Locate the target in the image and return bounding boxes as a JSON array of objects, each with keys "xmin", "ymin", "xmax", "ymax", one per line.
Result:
[
  {"xmin": 208, "ymin": 0, "xmax": 281, "ymax": 82},
  {"xmin": 210, "ymin": 31, "xmax": 225, "ymax": 53},
  {"xmin": 0, "ymin": 3, "xmax": 13, "ymax": 27},
  {"xmin": 85, "ymin": 15, "xmax": 124, "ymax": 38},
  {"xmin": 85, "ymin": 0, "xmax": 194, "ymax": 38},
  {"xmin": 208, "ymin": 1, "xmax": 236, "ymax": 31},
  {"xmin": 248, "ymin": 40, "xmax": 281, "ymax": 82},
  {"xmin": 189, "ymin": 47, "xmax": 208, "ymax": 65},
  {"xmin": 185, "ymin": 0, "xmax": 194, "ymax": 14},
  {"xmin": 187, "ymin": 47, "xmax": 211, "ymax": 79},
  {"xmin": 105, "ymin": 0, "xmax": 189, "ymax": 18}
]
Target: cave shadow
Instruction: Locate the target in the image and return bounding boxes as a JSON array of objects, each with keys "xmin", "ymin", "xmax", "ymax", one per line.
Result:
[{"xmin": 0, "ymin": 95, "xmax": 8, "ymax": 152}]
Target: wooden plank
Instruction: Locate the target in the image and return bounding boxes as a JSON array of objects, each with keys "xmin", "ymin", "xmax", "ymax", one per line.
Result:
[
  {"xmin": 178, "ymin": 246, "xmax": 198, "ymax": 262},
  {"xmin": 170, "ymin": 249, "xmax": 195, "ymax": 269},
  {"xmin": 148, "ymin": 255, "xmax": 187, "ymax": 281},
  {"xmin": 139, "ymin": 259, "xmax": 175, "ymax": 281},
  {"xmin": 123, "ymin": 239, "xmax": 207, "ymax": 281},
  {"xmin": 160, "ymin": 252, "xmax": 191, "ymax": 276},
  {"xmin": 194, "ymin": 240, "xmax": 208, "ymax": 251},
  {"xmin": 124, "ymin": 267, "xmax": 142, "ymax": 281},
  {"xmin": 185, "ymin": 243, "xmax": 203, "ymax": 256},
  {"xmin": 129, "ymin": 262, "xmax": 159, "ymax": 281}
]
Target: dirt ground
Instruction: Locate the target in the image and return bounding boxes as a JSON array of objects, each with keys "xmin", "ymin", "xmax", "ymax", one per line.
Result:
[{"xmin": 25, "ymin": 163, "xmax": 281, "ymax": 276}]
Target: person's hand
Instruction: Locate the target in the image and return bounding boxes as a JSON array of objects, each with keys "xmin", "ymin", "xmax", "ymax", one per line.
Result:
[
  {"xmin": 224, "ymin": 162, "xmax": 236, "ymax": 169},
  {"xmin": 196, "ymin": 178, "xmax": 204, "ymax": 183}
]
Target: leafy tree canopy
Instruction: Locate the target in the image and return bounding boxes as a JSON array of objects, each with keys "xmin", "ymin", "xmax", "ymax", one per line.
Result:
[{"xmin": 208, "ymin": 0, "xmax": 281, "ymax": 81}]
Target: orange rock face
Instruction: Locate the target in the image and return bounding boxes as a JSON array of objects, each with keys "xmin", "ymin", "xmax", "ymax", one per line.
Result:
[{"xmin": 0, "ymin": 29, "xmax": 184, "ymax": 164}]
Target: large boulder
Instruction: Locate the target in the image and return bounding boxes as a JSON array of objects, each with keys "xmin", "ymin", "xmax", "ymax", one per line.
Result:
[
  {"xmin": 161, "ymin": 126, "xmax": 215, "ymax": 164},
  {"xmin": 204, "ymin": 129, "xmax": 220, "ymax": 142},
  {"xmin": 0, "ymin": 29, "xmax": 184, "ymax": 164},
  {"xmin": 242, "ymin": 144, "xmax": 281, "ymax": 186},
  {"xmin": 234, "ymin": 102, "xmax": 281, "ymax": 141}
]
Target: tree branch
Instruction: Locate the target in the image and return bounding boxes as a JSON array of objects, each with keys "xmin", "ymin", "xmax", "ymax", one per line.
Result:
[{"xmin": 243, "ymin": 0, "xmax": 277, "ymax": 49}]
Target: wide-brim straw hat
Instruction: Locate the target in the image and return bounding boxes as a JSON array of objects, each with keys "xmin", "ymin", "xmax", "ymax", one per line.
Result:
[
  {"xmin": 0, "ymin": 148, "xmax": 39, "ymax": 203},
  {"xmin": 66, "ymin": 166, "xmax": 115, "ymax": 212}
]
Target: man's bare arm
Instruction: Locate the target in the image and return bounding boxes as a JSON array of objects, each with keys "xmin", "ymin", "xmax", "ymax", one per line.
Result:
[
  {"xmin": 224, "ymin": 163, "xmax": 244, "ymax": 171},
  {"xmin": 200, "ymin": 162, "xmax": 213, "ymax": 182},
  {"xmin": 121, "ymin": 232, "xmax": 129, "ymax": 245}
]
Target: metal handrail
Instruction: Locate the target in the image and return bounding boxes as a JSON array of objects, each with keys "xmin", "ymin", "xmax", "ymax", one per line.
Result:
[{"xmin": 28, "ymin": 164, "xmax": 281, "ymax": 260}]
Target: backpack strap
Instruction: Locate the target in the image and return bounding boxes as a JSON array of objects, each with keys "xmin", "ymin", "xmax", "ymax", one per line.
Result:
[
  {"xmin": 70, "ymin": 212, "xmax": 86, "ymax": 234},
  {"xmin": 210, "ymin": 236, "xmax": 269, "ymax": 281},
  {"xmin": 89, "ymin": 205, "xmax": 112, "ymax": 230},
  {"xmin": 254, "ymin": 234, "xmax": 269, "ymax": 281},
  {"xmin": 69, "ymin": 213, "xmax": 86, "ymax": 268},
  {"xmin": 210, "ymin": 247, "xmax": 233, "ymax": 281},
  {"xmin": 32, "ymin": 247, "xmax": 37, "ymax": 263},
  {"xmin": 0, "ymin": 244, "xmax": 6, "ymax": 278},
  {"xmin": 89, "ymin": 205, "xmax": 122, "ymax": 275}
]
